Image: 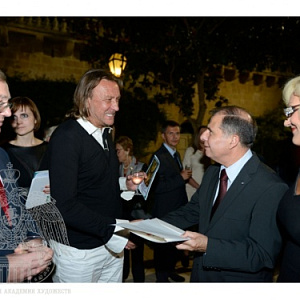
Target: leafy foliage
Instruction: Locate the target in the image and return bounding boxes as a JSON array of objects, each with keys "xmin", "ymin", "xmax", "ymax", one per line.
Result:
[
  {"xmin": 72, "ymin": 17, "xmax": 300, "ymax": 132},
  {"xmin": 3, "ymin": 17, "xmax": 300, "ymax": 164}
]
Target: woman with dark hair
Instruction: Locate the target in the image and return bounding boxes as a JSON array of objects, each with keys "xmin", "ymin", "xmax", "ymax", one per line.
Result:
[
  {"xmin": 2, "ymin": 96, "xmax": 48, "ymax": 189},
  {"xmin": 182, "ymin": 126, "xmax": 211, "ymax": 201}
]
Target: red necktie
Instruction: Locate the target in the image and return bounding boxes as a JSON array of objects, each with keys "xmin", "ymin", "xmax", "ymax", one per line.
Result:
[
  {"xmin": 0, "ymin": 180, "xmax": 12, "ymax": 226},
  {"xmin": 210, "ymin": 169, "xmax": 228, "ymax": 220}
]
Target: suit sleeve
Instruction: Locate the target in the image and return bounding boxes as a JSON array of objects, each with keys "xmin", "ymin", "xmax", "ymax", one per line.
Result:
[{"xmin": 0, "ymin": 257, "xmax": 8, "ymax": 282}]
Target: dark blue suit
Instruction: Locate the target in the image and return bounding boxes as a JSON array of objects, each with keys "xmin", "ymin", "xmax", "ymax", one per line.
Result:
[
  {"xmin": 150, "ymin": 144, "xmax": 188, "ymax": 281},
  {"xmin": 163, "ymin": 153, "xmax": 289, "ymax": 282}
]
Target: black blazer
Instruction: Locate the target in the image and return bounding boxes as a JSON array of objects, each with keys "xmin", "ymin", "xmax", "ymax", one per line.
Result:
[
  {"xmin": 151, "ymin": 144, "xmax": 188, "ymax": 218},
  {"xmin": 163, "ymin": 153, "xmax": 288, "ymax": 282}
]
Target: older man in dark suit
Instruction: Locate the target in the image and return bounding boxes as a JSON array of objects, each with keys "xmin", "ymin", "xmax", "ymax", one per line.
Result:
[
  {"xmin": 0, "ymin": 70, "xmax": 53, "ymax": 282},
  {"xmin": 162, "ymin": 106, "xmax": 288, "ymax": 282},
  {"xmin": 150, "ymin": 120, "xmax": 192, "ymax": 282}
]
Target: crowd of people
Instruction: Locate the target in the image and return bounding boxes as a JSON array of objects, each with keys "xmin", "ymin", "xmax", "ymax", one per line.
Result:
[{"xmin": 1, "ymin": 67, "xmax": 300, "ymax": 283}]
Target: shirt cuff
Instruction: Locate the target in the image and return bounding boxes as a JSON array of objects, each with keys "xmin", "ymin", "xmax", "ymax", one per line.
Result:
[
  {"xmin": 119, "ymin": 177, "xmax": 127, "ymax": 191},
  {"xmin": 121, "ymin": 191, "xmax": 135, "ymax": 201},
  {"xmin": 106, "ymin": 219, "xmax": 129, "ymax": 254}
]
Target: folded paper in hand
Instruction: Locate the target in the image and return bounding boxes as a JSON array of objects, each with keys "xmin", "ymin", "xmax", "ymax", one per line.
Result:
[
  {"xmin": 26, "ymin": 170, "xmax": 50, "ymax": 209},
  {"xmin": 116, "ymin": 218, "xmax": 189, "ymax": 243}
]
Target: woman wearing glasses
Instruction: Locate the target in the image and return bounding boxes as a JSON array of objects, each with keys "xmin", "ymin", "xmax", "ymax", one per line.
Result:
[
  {"xmin": 1, "ymin": 96, "xmax": 48, "ymax": 190},
  {"xmin": 277, "ymin": 76, "xmax": 300, "ymax": 282}
]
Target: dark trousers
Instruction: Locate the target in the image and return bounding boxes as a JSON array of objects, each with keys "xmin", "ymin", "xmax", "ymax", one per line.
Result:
[
  {"xmin": 153, "ymin": 243, "xmax": 178, "ymax": 282},
  {"xmin": 123, "ymin": 236, "xmax": 145, "ymax": 282}
]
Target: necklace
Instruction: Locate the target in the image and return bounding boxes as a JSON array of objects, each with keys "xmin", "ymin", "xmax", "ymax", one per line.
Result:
[{"xmin": 123, "ymin": 156, "xmax": 132, "ymax": 170}]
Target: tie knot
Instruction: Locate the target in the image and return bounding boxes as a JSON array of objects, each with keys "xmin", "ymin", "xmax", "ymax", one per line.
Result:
[{"xmin": 220, "ymin": 169, "xmax": 228, "ymax": 181}]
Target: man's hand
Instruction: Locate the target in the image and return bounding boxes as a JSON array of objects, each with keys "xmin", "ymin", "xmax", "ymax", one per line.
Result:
[
  {"xmin": 6, "ymin": 245, "xmax": 53, "ymax": 282},
  {"xmin": 176, "ymin": 231, "xmax": 208, "ymax": 253},
  {"xmin": 125, "ymin": 240, "xmax": 136, "ymax": 250},
  {"xmin": 126, "ymin": 172, "xmax": 147, "ymax": 191},
  {"xmin": 43, "ymin": 184, "xmax": 50, "ymax": 194}
]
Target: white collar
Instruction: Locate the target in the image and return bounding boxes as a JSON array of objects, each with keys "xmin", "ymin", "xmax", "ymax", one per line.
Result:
[{"xmin": 77, "ymin": 118, "xmax": 112, "ymax": 135}]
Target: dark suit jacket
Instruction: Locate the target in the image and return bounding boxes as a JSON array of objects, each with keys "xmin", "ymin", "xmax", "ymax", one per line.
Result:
[
  {"xmin": 0, "ymin": 147, "xmax": 10, "ymax": 170},
  {"xmin": 277, "ymin": 178, "xmax": 300, "ymax": 282},
  {"xmin": 0, "ymin": 147, "xmax": 12, "ymax": 258},
  {"xmin": 0, "ymin": 148, "xmax": 39, "ymax": 282},
  {"xmin": 151, "ymin": 144, "xmax": 188, "ymax": 218},
  {"xmin": 162, "ymin": 152, "xmax": 288, "ymax": 282}
]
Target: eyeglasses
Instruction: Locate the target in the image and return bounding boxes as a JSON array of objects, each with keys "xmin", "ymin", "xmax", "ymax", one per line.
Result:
[
  {"xmin": 0, "ymin": 99, "xmax": 12, "ymax": 113},
  {"xmin": 284, "ymin": 104, "xmax": 300, "ymax": 118}
]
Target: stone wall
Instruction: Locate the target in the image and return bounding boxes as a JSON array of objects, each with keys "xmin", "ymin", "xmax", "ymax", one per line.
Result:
[{"xmin": 0, "ymin": 17, "xmax": 91, "ymax": 81}]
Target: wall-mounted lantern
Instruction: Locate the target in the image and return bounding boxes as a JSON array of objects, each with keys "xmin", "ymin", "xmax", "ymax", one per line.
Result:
[{"xmin": 108, "ymin": 53, "xmax": 127, "ymax": 77}]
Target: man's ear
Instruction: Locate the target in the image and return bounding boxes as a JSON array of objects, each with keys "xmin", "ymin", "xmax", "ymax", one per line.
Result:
[{"xmin": 229, "ymin": 134, "xmax": 240, "ymax": 148}]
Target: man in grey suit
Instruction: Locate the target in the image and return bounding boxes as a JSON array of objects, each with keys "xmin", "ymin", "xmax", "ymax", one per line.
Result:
[{"xmin": 162, "ymin": 106, "xmax": 288, "ymax": 282}]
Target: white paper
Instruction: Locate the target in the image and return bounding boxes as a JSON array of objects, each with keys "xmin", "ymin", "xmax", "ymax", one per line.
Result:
[
  {"xmin": 116, "ymin": 218, "xmax": 189, "ymax": 243},
  {"xmin": 114, "ymin": 219, "xmax": 129, "ymax": 232},
  {"xmin": 26, "ymin": 170, "xmax": 51, "ymax": 209}
]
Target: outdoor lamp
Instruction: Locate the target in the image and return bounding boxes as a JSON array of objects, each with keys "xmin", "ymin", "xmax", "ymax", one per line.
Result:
[{"xmin": 108, "ymin": 53, "xmax": 127, "ymax": 77}]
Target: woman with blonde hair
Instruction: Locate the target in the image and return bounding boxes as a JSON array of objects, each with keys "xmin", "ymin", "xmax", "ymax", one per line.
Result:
[{"xmin": 277, "ymin": 75, "xmax": 300, "ymax": 282}]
